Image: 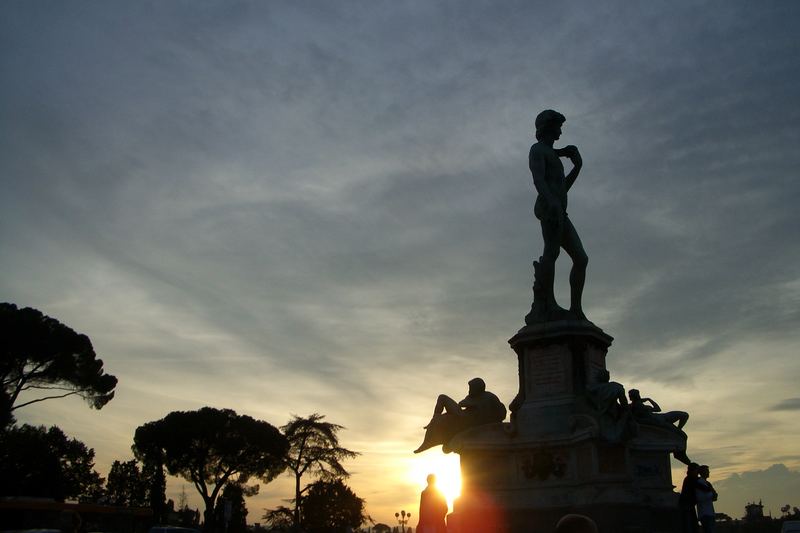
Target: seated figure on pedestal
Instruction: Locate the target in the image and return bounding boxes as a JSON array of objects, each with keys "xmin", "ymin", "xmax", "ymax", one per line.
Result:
[
  {"xmin": 414, "ymin": 378, "xmax": 507, "ymax": 454},
  {"xmin": 587, "ymin": 369, "xmax": 627, "ymax": 415},
  {"xmin": 628, "ymin": 389, "xmax": 689, "ymax": 430},
  {"xmin": 587, "ymin": 369, "xmax": 636, "ymax": 442},
  {"xmin": 628, "ymin": 388, "xmax": 691, "ymax": 464}
]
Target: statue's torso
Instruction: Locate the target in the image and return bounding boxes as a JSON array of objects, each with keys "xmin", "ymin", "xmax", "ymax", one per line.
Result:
[{"xmin": 530, "ymin": 142, "xmax": 568, "ymax": 219}]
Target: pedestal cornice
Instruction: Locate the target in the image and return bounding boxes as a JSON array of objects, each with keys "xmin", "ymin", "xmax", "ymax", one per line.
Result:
[{"xmin": 509, "ymin": 319, "xmax": 613, "ymax": 350}]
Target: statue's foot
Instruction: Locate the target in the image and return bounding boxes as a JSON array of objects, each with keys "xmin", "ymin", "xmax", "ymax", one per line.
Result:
[
  {"xmin": 414, "ymin": 442, "xmax": 435, "ymax": 454},
  {"xmin": 525, "ymin": 305, "xmax": 545, "ymax": 325},
  {"xmin": 673, "ymin": 449, "xmax": 691, "ymax": 465},
  {"xmin": 569, "ymin": 308, "xmax": 597, "ymax": 325},
  {"xmin": 551, "ymin": 306, "xmax": 571, "ymax": 321},
  {"xmin": 525, "ymin": 302, "xmax": 570, "ymax": 325},
  {"xmin": 569, "ymin": 307, "xmax": 587, "ymax": 320}
]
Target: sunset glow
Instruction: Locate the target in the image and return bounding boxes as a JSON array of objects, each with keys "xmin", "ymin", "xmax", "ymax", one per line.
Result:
[{"xmin": 409, "ymin": 451, "xmax": 462, "ymax": 509}]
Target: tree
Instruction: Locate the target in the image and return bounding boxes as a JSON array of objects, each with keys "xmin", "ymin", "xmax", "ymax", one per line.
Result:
[
  {"xmin": 213, "ymin": 483, "xmax": 250, "ymax": 533},
  {"xmin": 281, "ymin": 414, "xmax": 359, "ymax": 528},
  {"xmin": 105, "ymin": 459, "xmax": 150, "ymax": 507},
  {"xmin": 136, "ymin": 432, "xmax": 168, "ymax": 522},
  {"xmin": 0, "ymin": 303, "xmax": 117, "ymax": 424},
  {"xmin": 0, "ymin": 424, "xmax": 105, "ymax": 501},
  {"xmin": 133, "ymin": 407, "xmax": 288, "ymax": 532},
  {"xmin": 262, "ymin": 505, "xmax": 294, "ymax": 530},
  {"xmin": 301, "ymin": 479, "xmax": 366, "ymax": 532}
]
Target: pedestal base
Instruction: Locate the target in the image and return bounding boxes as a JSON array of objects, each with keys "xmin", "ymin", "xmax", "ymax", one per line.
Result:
[
  {"xmin": 448, "ymin": 502, "xmax": 679, "ymax": 533},
  {"xmin": 443, "ymin": 321, "xmax": 685, "ymax": 533},
  {"xmin": 446, "ymin": 422, "xmax": 680, "ymax": 533}
]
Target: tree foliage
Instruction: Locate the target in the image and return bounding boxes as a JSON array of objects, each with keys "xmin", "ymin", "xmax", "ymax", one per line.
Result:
[
  {"xmin": 213, "ymin": 483, "xmax": 249, "ymax": 533},
  {"xmin": 131, "ymin": 421, "xmax": 168, "ymax": 521},
  {"xmin": 133, "ymin": 407, "xmax": 288, "ymax": 532},
  {"xmin": 0, "ymin": 424, "xmax": 105, "ymax": 502},
  {"xmin": 105, "ymin": 459, "xmax": 150, "ymax": 507},
  {"xmin": 301, "ymin": 479, "xmax": 366, "ymax": 532},
  {"xmin": 281, "ymin": 413, "xmax": 359, "ymax": 527},
  {"xmin": 262, "ymin": 505, "xmax": 294, "ymax": 530},
  {"xmin": 0, "ymin": 303, "xmax": 117, "ymax": 424}
]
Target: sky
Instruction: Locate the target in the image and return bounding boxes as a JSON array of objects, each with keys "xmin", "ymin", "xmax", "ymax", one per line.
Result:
[{"xmin": 2, "ymin": 0, "xmax": 800, "ymax": 524}]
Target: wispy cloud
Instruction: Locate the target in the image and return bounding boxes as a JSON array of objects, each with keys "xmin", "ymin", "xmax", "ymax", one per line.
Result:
[{"xmin": 772, "ymin": 398, "xmax": 800, "ymax": 411}]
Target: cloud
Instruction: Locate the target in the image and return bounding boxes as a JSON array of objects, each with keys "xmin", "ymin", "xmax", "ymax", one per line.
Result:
[
  {"xmin": 772, "ymin": 398, "xmax": 800, "ymax": 411},
  {"xmin": 715, "ymin": 464, "xmax": 800, "ymax": 518}
]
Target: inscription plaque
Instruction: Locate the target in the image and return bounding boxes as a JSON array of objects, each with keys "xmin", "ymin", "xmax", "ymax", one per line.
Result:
[{"xmin": 526, "ymin": 345, "xmax": 570, "ymax": 397}]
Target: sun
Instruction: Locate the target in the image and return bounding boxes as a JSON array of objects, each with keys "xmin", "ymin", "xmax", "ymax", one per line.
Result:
[{"xmin": 409, "ymin": 450, "xmax": 462, "ymax": 508}]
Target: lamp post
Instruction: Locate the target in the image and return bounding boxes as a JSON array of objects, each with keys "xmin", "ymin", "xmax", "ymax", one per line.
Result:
[{"xmin": 395, "ymin": 510, "xmax": 411, "ymax": 533}]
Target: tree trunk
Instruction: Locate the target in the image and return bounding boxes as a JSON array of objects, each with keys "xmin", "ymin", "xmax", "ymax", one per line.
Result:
[
  {"xmin": 203, "ymin": 496, "xmax": 216, "ymax": 533},
  {"xmin": 294, "ymin": 472, "xmax": 301, "ymax": 527}
]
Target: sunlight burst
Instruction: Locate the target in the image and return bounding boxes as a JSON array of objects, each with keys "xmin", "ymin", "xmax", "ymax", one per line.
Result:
[{"xmin": 409, "ymin": 451, "xmax": 462, "ymax": 509}]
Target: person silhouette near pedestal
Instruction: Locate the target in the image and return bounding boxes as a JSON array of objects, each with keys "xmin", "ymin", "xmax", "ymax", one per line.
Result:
[
  {"xmin": 696, "ymin": 465, "xmax": 718, "ymax": 532},
  {"xmin": 417, "ymin": 474, "xmax": 448, "ymax": 533}
]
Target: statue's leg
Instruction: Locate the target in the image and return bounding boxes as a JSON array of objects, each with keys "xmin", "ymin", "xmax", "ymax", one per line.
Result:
[
  {"xmin": 540, "ymin": 217, "xmax": 564, "ymax": 314},
  {"xmin": 673, "ymin": 449, "xmax": 691, "ymax": 465},
  {"xmin": 416, "ymin": 414, "xmax": 447, "ymax": 453},
  {"xmin": 562, "ymin": 217, "xmax": 588, "ymax": 318},
  {"xmin": 663, "ymin": 411, "xmax": 690, "ymax": 429},
  {"xmin": 432, "ymin": 394, "xmax": 460, "ymax": 417}
]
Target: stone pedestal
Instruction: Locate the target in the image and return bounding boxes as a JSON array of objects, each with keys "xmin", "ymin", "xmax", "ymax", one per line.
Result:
[{"xmin": 446, "ymin": 321, "xmax": 681, "ymax": 533}]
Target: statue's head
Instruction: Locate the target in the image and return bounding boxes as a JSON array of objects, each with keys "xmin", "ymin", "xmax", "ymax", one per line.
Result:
[
  {"xmin": 699, "ymin": 465, "xmax": 710, "ymax": 478},
  {"xmin": 535, "ymin": 109, "xmax": 566, "ymax": 141},
  {"xmin": 468, "ymin": 377, "xmax": 486, "ymax": 395},
  {"xmin": 427, "ymin": 473, "xmax": 437, "ymax": 486},
  {"xmin": 628, "ymin": 388, "xmax": 641, "ymax": 401},
  {"xmin": 688, "ymin": 462, "xmax": 700, "ymax": 476}
]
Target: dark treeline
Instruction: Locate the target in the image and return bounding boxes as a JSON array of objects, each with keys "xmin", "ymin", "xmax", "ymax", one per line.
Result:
[{"xmin": 1, "ymin": 303, "xmax": 365, "ymax": 533}]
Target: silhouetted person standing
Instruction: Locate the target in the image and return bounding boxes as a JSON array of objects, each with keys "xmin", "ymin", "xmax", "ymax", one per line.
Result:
[
  {"xmin": 696, "ymin": 465, "xmax": 718, "ymax": 532},
  {"xmin": 417, "ymin": 474, "xmax": 448, "ymax": 533},
  {"xmin": 526, "ymin": 109, "xmax": 588, "ymax": 323},
  {"xmin": 679, "ymin": 463, "xmax": 701, "ymax": 533}
]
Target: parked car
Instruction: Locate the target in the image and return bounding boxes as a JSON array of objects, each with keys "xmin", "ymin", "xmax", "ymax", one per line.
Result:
[
  {"xmin": 148, "ymin": 527, "xmax": 200, "ymax": 533},
  {"xmin": 782, "ymin": 521, "xmax": 800, "ymax": 533}
]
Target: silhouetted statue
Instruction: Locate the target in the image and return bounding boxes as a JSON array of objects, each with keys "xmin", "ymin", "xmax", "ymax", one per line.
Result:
[
  {"xmin": 525, "ymin": 110, "xmax": 589, "ymax": 324},
  {"xmin": 629, "ymin": 388, "xmax": 691, "ymax": 464},
  {"xmin": 586, "ymin": 369, "xmax": 637, "ymax": 442},
  {"xmin": 587, "ymin": 369, "xmax": 627, "ymax": 416},
  {"xmin": 628, "ymin": 388, "xmax": 689, "ymax": 430},
  {"xmin": 417, "ymin": 474, "xmax": 448, "ymax": 533},
  {"xmin": 414, "ymin": 378, "xmax": 506, "ymax": 454}
]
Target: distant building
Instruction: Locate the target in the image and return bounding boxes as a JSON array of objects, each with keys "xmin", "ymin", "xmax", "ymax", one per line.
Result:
[{"xmin": 745, "ymin": 500, "xmax": 765, "ymax": 521}]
